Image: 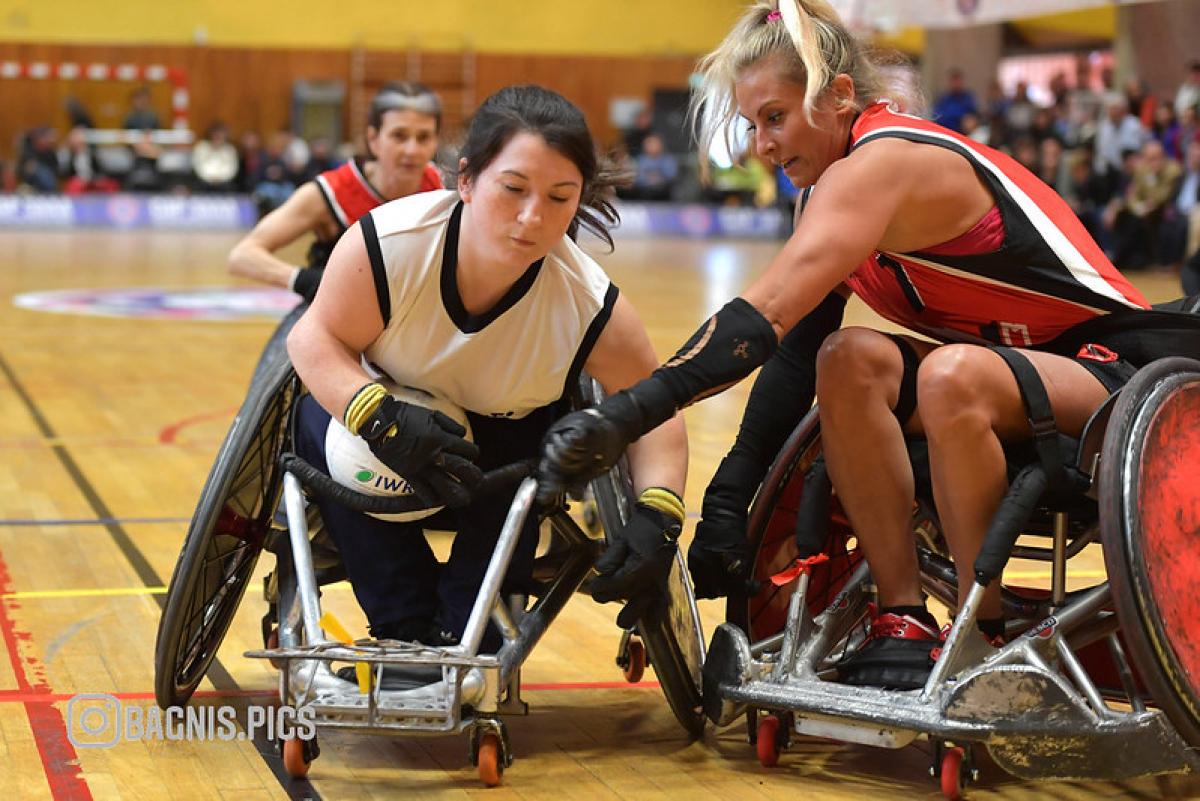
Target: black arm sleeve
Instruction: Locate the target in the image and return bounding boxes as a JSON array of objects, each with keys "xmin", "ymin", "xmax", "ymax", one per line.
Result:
[
  {"xmin": 597, "ymin": 297, "xmax": 779, "ymax": 443},
  {"xmin": 696, "ymin": 292, "xmax": 847, "ymax": 541}
]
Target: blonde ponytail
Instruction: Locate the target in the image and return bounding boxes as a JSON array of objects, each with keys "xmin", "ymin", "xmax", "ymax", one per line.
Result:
[{"xmin": 690, "ymin": 1, "xmax": 913, "ymax": 164}]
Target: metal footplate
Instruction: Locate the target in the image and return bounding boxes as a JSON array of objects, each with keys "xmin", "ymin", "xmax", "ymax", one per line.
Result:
[
  {"xmin": 705, "ymin": 620, "xmax": 1197, "ymax": 781},
  {"xmin": 245, "ymin": 639, "xmax": 503, "ymax": 735}
]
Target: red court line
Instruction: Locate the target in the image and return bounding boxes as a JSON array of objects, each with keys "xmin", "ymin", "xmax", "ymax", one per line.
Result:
[
  {"xmin": 158, "ymin": 406, "xmax": 237, "ymax": 444},
  {"xmin": 0, "ymin": 680, "xmax": 661, "ymax": 705},
  {"xmin": 0, "ymin": 549, "xmax": 93, "ymax": 800}
]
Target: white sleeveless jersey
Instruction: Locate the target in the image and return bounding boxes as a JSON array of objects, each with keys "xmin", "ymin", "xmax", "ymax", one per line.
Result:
[{"xmin": 358, "ymin": 190, "xmax": 617, "ymax": 419}]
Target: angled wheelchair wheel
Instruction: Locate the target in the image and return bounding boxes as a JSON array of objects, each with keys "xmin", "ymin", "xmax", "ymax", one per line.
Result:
[
  {"xmin": 154, "ymin": 352, "xmax": 299, "ymax": 708},
  {"xmin": 734, "ymin": 408, "xmax": 864, "ymax": 641},
  {"xmin": 580, "ymin": 376, "xmax": 706, "ymax": 737},
  {"xmin": 1100, "ymin": 356, "xmax": 1200, "ymax": 747}
]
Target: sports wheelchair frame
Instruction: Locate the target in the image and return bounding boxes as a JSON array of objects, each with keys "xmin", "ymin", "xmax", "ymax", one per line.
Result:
[
  {"xmin": 153, "ymin": 321, "xmax": 705, "ymax": 786},
  {"xmin": 704, "ymin": 356, "xmax": 1200, "ymax": 799}
]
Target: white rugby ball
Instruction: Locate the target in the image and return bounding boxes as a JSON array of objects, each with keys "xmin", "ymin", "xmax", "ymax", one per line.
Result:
[{"xmin": 324, "ymin": 384, "xmax": 472, "ymax": 522}]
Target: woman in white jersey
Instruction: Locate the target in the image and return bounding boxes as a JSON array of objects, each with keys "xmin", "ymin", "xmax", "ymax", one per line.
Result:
[{"xmin": 286, "ymin": 85, "xmax": 688, "ymax": 653}]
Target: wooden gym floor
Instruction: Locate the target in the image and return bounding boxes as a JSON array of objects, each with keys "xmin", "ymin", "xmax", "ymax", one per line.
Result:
[{"xmin": 1, "ymin": 226, "xmax": 1197, "ymax": 800}]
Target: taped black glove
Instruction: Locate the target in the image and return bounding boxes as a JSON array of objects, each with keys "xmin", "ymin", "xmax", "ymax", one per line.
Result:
[
  {"xmin": 591, "ymin": 504, "xmax": 682, "ymax": 630},
  {"xmin": 359, "ymin": 396, "xmax": 483, "ymax": 508},
  {"xmin": 293, "ymin": 266, "xmax": 324, "ymax": 303}
]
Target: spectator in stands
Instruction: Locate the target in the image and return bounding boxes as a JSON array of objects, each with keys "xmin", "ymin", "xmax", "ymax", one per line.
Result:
[
  {"xmin": 959, "ymin": 111, "xmax": 989, "ymax": 144},
  {"xmin": 125, "ymin": 130, "xmax": 162, "ymax": 192},
  {"xmin": 623, "ymin": 108, "xmax": 654, "ymax": 158},
  {"xmin": 236, "ymin": 131, "xmax": 264, "ymax": 193},
  {"xmin": 301, "ymin": 137, "xmax": 338, "ymax": 182},
  {"xmin": 1030, "ymin": 106, "xmax": 1064, "ymax": 146},
  {"xmin": 1004, "ymin": 81, "xmax": 1037, "ymax": 145},
  {"xmin": 58, "ymin": 124, "xmax": 119, "ymax": 194},
  {"xmin": 982, "ymin": 79, "xmax": 1010, "ymax": 146},
  {"xmin": 1037, "ymin": 137, "xmax": 1066, "ymax": 190},
  {"xmin": 1179, "ymin": 105, "xmax": 1200, "ymax": 154},
  {"xmin": 1163, "ymin": 140, "xmax": 1200, "ymax": 270},
  {"xmin": 1123, "ymin": 77, "xmax": 1155, "ymax": 128},
  {"xmin": 1011, "ymin": 137, "xmax": 1039, "ymax": 174},
  {"xmin": 628, "ymin": 133, "xmax": 678, "ymax": 201},
  {"xmin": 1062, "ymin": 149, "xmax": 1110, "ymax": 246},
  {"xmin": 18, "ymin": 127, "xmax": 60, "ymax": 192},
  {"xmin": 123, "ymin": 86, "xmax": 160, "ymax": 131},
  {"xmin": 192, "ymin": 121, "xmax": 240, "ymax": 192},
  {"xmin": 1095, "ymin": 93, "xmax": 1148, "ymax": 190},
  {"xmin": 932, "ymin": 68, "xmax": 978, "ymax": 133},
  {"xmin": 252, "ymin": 131, "xmax": 297, "ymax": 215},
  {"xmin": 1106, "ymin": 139, "xmax": 1182, "ymax": 269},
  {"xmin": 1175, "ymin": 61, "xmax": 1200, "ymax": 118},
  {"xmin": 64, "ymin": 96, "xmax": 94, "ymax": 129},
  {"xmin": 1153, "ymin": 104, "xmax": 1184, "ymax": 160},
  {"xmin": 283, "ymin": 135, "xmax": 312, "ymax": 185}
]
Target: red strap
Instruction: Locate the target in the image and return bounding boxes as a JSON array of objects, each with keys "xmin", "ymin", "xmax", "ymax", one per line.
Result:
[
  {"xmin": 1076, "ymin": 343, "xmax": 1119, "ymax": 363},
  {"xmin": 769, "ymin": 553, "xmax": 830, "ymax": 586}
]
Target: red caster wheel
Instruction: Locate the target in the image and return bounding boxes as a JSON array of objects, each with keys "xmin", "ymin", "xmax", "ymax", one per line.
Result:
[
  {"xmin": 756, "ymin": 715, "xmax": 782, "ymax": 767},
  {"xmin": 477, "ymin": 733, "xmax": 504, "ymax": 787},
  {"xmin": 282, "ymin": 737, "xmax": 312, "ymax": 778},
  {"xmin": 622, "ymin": 637, "xmax": 646, "ymax": 684},
  {"xmin": 940, "ymin": 745, "xmax": 966, "ymax": 800}
]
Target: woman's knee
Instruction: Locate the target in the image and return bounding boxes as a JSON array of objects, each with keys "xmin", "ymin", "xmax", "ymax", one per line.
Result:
[
  {"xmin": 916, "ymin": 346, "xmax": 1001, "ymax": 434},
  {"xmin": 816, "ymin": 327, "xmax": 902, "ymax": 404}
]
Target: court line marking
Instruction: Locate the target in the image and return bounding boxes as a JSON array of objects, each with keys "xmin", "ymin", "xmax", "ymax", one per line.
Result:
[
  {"xmin": 0, "ymin": 350, "xmax": 320, "ymax": 801},
  {"xmin": 0, "ymin": 681, "xmax": 663, "ymax": 705},
  {"xmin": 158, "ymin": 406, "xmax": 237, "ymax": 444}
]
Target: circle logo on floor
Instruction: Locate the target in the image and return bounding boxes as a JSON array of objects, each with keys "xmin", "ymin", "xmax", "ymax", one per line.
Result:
[{"xmin": 13, "ymin": 287, "xmax": 301, "ymax": 320}]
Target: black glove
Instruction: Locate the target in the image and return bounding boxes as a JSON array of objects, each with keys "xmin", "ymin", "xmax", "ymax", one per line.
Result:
[
  {"xmin": 688, "ymin": 510, "xmax": 754, "ymax": 600},
  {"xmin": 591, "ymin": 504, "xmax": 682, "ymax": 630},
  {"xmin": 293, "ymin": 266, "xmax": 324, "ymax": 303},
  {"xmin": 359, "ymin": 396, "xmax": 483, "ymax": 508},
  {"xmin": 537, "ymin": 408, "xmax": 631, "ymax": 506}
]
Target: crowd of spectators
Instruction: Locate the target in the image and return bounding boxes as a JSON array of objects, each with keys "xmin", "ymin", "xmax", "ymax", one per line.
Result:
[
  {"xmin": 5, "ymin": 61, "xmax": 1200, "ymax": 275},
  {"xmin": 931, "ymin": 57, "xmax": 1200, "ymax": 272},
  {"xmin": 3, "ymin": 87, "xmax": 348, "ymax": 217}
]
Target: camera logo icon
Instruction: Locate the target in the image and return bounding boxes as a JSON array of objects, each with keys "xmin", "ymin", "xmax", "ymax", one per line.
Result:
[{"xmin": 67, "ymin": 693, "xmax": 122, "ymax": 749}]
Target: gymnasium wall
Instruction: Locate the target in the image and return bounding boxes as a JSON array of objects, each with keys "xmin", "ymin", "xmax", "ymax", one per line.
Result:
[{"xmin": 0, "ymin": 2, "xmax": 740, "ymax": 161}]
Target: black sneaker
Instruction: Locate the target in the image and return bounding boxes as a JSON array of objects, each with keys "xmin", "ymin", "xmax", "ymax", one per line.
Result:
[{"xmin": 837, "ymin": 612, "xmax": 941, "ymax": 690}]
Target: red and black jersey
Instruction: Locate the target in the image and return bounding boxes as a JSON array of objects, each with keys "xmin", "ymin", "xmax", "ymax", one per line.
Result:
[
  {"xmin": 315, "ymin": 158, "xmax": 442, "ymax": 230},
  {"xmin": 307, "ymin": 159, "xmax": 443, "ymax": 267},
  {"xmin": 841, "ymin": 102, "xmax": 1148, "ymax": 347}
]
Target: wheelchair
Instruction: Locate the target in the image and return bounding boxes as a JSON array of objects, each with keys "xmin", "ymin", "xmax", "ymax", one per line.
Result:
[
  {"xmin": 703, "ymin": 356, "xmax": 1200, "ymax": 799},
  {"xmin": 153, "ymin": 314, "xmax": 705, "ymax": 786}
]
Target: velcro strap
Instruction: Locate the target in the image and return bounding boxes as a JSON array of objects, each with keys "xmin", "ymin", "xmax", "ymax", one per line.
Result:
[
  {"xmin": 638, "ymin": 486, "xmax": 685, "ymax": 524},
  {"xmin": 344, "ymin": 382, "xmax": 388, "ymax": 435},
  {"xmin": 989, "ymin": 347, "xmax": 1065, "ymax": 489}
]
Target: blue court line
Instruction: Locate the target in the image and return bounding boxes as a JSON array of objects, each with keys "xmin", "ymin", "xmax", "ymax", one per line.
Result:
[{"xmin": 0, "ymin": 517, "xmax": 190, "ymax": 527}]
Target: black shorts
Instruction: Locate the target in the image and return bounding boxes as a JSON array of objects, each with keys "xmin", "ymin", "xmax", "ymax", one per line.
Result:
[{"xmin": 1074, "ymin": 347, "xmax": 1139, "ymax": 394}]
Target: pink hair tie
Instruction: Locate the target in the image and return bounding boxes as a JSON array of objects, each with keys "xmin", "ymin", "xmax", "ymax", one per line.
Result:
[{"xmin": 766, "ymin": 10, "xmax": 782, "ymax": 21}]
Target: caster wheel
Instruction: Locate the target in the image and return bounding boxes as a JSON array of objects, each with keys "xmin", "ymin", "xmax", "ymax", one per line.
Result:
[
  {"xmin": 266, "ymin": 627, "xmax": 284, "ymax": 670},
  {"xmin": 622, "ymin": 638, "xmax": 646, "ymax": 684},
  {"xmin": 477, "ymin": 733, "xmax": 504, "ymax": 787},
  {"xmin": 756, "ymin": 715, "xmax": 782, "ymax": 767},
  {"xmin": 940, "ymin": 746, "xmax": 966, "ymax": 800},
  {"xmin": 282, "ymin": 737, "xmax": 312, "ymax": 778}
]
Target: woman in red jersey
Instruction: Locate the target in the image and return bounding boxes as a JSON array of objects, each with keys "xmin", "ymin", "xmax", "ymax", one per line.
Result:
[
  {"xmin": 536, "ymin": 0, "xmax": 1160, "ymax": 689},
  {"xmin": 229, "ymin": 82, "xmax": 443, "ymax": 303}
]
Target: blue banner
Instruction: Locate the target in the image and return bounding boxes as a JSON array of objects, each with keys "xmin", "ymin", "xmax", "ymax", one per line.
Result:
[
  {"xmin": 614, "ymin": 201, "xmax": 787, "ymax": 240},
  {"xmin": 0, "ymin": 194, "xmax": 257, "ymax": 229}
]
